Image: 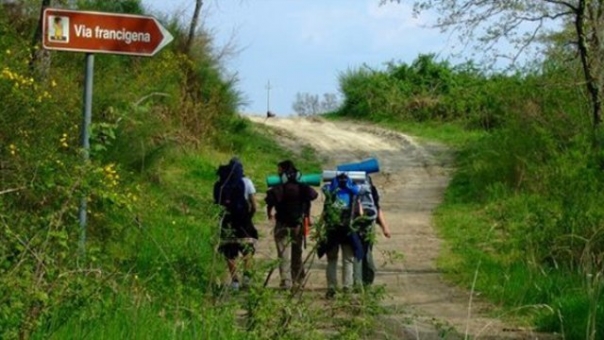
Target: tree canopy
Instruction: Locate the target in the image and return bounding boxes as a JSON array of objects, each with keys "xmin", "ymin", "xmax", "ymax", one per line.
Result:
[{"xmin": 383, "ymin": 0, "xmax": 604, "ymax": 129}]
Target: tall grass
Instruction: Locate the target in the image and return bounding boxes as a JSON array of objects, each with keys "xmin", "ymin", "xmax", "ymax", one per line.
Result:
[
  {"xmin": 334, "ymin": 52, "xmax": 604, "ymax": 338},
  {"xmin": 1, "ymin": 1, "xmax": 258, "ymax": 337},
  {"xmin": 34, "ymin": 130, "xmax": 386, "ymax": 339},
  {"xmin": 433, "ymin": 101, "xmax": 604, "ymax": 337},
  {"xmin": 41, "ymin": 293, "xmax": 243, "ymax": 340}
]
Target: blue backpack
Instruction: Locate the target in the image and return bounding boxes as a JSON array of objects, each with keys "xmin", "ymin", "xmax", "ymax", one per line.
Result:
[{"xmin": 322, "ymin": 174, "xmax": 359, "ymax": 227}]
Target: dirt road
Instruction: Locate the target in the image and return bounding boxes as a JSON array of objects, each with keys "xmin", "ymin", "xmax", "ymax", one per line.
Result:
[{"xmin": 248, "ymin": 115, "xmax": 551, "ymax": 339}]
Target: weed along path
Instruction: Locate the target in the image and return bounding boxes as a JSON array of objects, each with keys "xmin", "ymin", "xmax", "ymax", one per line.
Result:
[{"xmin": 246, "ymin": 115, "xmax": 553, "ymax": 339}]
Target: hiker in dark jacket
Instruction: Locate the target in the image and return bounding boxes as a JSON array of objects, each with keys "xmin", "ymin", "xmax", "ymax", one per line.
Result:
[
  {"xmin": 265, "ymin": 160, "xmax": 318, "ymax": 289},
  {"xmin": 214, "ymin": 157, "xmax": 258, "ymax": 291}
]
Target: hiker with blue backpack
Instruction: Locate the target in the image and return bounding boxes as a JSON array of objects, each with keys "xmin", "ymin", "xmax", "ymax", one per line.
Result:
[
  {"xmin": 265, "ymin": 160, "xmax": 318, "ymax": 289},
  {"xmin": 213, "ymin": 157, "xmax": 259, "ymax": 291},
  {"xmin": 318, "ymin": 172, "xmax": 365, "ymax": 298},
  {"xmin": 332, "ymin": 158, "xmax": 391, "ymax": 289}
]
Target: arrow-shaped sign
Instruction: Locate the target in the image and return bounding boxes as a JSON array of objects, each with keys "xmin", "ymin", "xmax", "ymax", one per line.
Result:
[{"xmin": 42, "ymin": 8, "xmax": 174, "ymax": 56}]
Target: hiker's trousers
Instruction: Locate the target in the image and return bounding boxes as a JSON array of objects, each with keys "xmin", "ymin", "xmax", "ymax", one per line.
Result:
[
  {"xmin": 353, "ymin": 241, "xmax": 376, "ymax": 286},
  {"xmin": 274, "ymin": 223, "xmax": 305, "ymax": 286},
  {"xmin": 326, "ymin": 243, "xmax": 355, "ymax": 290}
]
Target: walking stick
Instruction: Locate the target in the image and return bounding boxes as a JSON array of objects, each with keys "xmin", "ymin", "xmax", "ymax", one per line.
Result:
[{"xmin": 303, "ymin": 215, "xmax": 310, "ymax": 249}]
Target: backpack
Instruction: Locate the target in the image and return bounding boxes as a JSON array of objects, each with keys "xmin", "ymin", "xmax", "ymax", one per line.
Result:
[
  {"xmin": 213, "ymin": 161, "xmax": 249, "ymax": 219},
  {"xmin": 356, "ymin": 183, "xmax": 377, "ymax": 225},
  {"xmin": 268, "ymin": 182, "xmax": 310, "ymax": 226},
  {"xmin": 322, "ymin": 174, "xmax": 359, "ymax": 227}
]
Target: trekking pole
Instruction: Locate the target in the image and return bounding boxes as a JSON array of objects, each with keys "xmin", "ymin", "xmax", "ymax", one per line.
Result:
[
  {"xmin": 263, "ymin": 265, "xmax": 276, "ymax": 288},
  {"xmin": 290, "ymin": 238, "xmax": 318, "ymax": 297},
  {"xmin": 303, "ymin": 215, "xmax": 310, "ymax": 249},
  {"xmin": 349, "ymin": 195, "xmax": 364, "ymax": 262},
  {"xmin": 348, "ymin": 195, "xmax": 358, "ymax": 230}
]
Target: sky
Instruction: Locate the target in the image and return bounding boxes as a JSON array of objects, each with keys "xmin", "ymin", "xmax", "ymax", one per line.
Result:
[{"xmin": 142, "ymin": 0, "xmax": 457, "ymax": 116}]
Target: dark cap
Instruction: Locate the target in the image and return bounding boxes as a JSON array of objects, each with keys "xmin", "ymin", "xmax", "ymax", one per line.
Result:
[
  {"xmin": 336, "ymin": 172, "xmax": 349, "ymax": 188},
  {"xmin": 278, "ymin": 160, "xmax": 296, "ymax": 173}
]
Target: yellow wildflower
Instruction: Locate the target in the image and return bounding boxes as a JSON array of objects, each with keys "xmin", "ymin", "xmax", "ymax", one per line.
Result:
[{"xmin": 60, "ymin": 133, "xmax": 68, "ymax": 148}]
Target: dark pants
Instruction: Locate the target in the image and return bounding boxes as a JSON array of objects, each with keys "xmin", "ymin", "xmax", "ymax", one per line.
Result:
[
  {"xmin": 274, "ymin": 222, "xmax": 305, "ymax": 286},
  {"xmin": 354, "ymin": 230, "xmax": 376, "ymax": 286},
  {"xmin": 361, "ymin": 242, "xmax": 376, "ymax": 284},
  {"xmin": 218, "ymin": 213, "xmax": 257, "ymax": 260}
]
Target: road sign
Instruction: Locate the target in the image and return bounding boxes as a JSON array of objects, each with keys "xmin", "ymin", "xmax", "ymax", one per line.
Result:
[{"xmin": 42, "ymin": 8, "xmax": 173, "ymax": 56}]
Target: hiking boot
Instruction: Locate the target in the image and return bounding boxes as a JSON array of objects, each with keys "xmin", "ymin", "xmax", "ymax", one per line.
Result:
[
  {"xmin": 279, "ymin": 280, "xmax": 292, "ymax": 290},
  {"xmin": 293, "ymin": 271, "xmax": 306, "ymax": 285},
  {"xmin": 352, "ymin": 284, "xmax": 364, "ymax": 294},
  {"xmin": 242, "ymin": 275, "xmax": 251, "ymax": 289},
  {"xmin": 292, "ymin": 281, "xmax": 304, "ymax": 292},
  {"xmin": 325, "ymin": 288, "xmax": 336, "ymax": 299}
]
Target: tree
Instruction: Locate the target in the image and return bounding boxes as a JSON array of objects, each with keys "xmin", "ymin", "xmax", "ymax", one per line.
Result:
[
  {"xmin": 321, "ymin": 93, "xmax": 340, "ymax": 112},
  {"xmin": 29, "ymin": 0, "xmax": 52, "ymax": 78},
  {"xmin": 186, "ymin": 0, "xmax": 203, "ymax": 55},
  {"xmin": 292, "ymin": 92, "xmax": 340, "ymax": 116},
  {"xmin": 382, "ymin": 0, "xmax": 604, "ymax": 130}
]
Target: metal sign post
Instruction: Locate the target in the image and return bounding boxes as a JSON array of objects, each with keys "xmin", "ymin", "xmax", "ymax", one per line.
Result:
[{"xmin": 78, "ymin": 53, "xmax": 93, "ymax": 256}]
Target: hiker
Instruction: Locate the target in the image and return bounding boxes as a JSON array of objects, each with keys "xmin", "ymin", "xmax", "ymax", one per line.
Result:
[
  {"xmin": 213, "ymin": 157, "xmax": 258, "ymax": 290},
  {"xmin": 353, "ymin": 175, "xmax": 391, "ymax": 288},
  {"xmin": 265, "ymin": 160, "xmax": 318, "ymax": 289},
  {"xmin": 318, "ymin": 173, "xmax": 364, "ymax": 298}
]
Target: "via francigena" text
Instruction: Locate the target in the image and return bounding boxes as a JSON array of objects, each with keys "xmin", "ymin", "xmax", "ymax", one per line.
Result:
[{"xmin": 74, "ymin": 25, "xmax": 151, "ymax": 44}]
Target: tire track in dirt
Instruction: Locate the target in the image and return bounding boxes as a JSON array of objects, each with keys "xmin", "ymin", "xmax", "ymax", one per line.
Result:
[{"xmin": 248, "ymin": 115, "xmax": 554, "ymax": 339}]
